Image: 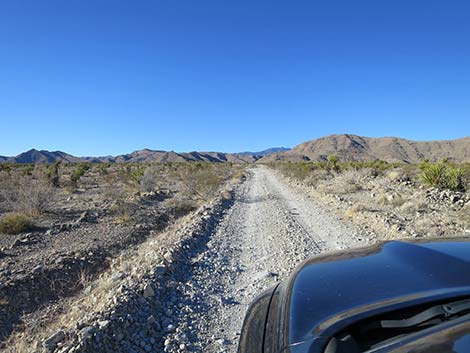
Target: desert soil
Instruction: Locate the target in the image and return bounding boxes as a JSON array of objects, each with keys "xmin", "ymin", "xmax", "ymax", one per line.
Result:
[
  {"xmin": 4, "ymin": 166, "xmax": 372, "ymax": 353},
  {"xmin": 161, "ymin": 166, "xmax": 369, "ymax": 352}
]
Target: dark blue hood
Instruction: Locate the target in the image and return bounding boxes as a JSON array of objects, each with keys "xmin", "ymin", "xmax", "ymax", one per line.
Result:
[{"xmin": 287, "ymin": 239, "xmax": 470, "ymax": 346}]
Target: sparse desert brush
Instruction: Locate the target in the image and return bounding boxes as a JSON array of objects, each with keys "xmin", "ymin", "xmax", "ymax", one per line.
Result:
[
  {"xmin": 130, "ymin": 167, "xmax": 145, "ymax": 186},
  {"xmin": 173, "ymin": 163, "xmax": 223, "ymax": 202},
  {"xmin": 274, "ymin": 161, "xmax": 322, "ymax": 181},
  {"xmin": 21, "ymin": 164, "xmax": 34, "ymax": 176},
  {"xmin": 140, "ymin": 165, "xmax": 166, "ymax": 192},
  {"xmin": 70, "ymin": 162, "xmax": 91, "ymax": 186},
  {"xmin": 347, "ymin": 160, "xmax": 396, "ymax": 176},
  {"xmin": 327, "ymin": 155, "xmax": 340, "ymax": 172},
  {"xmin": 377, "ymin": 191, "xmax": 406, "ymax": 207},
  {"xmin": 328, "ymin": 169, "xmax": 369, "ymax": 194},
  {"xmin": 98, "ymin": 162, "xmax": 111, "ymax": 175},
  {"xmin": 0, "ymin": 212, "xmax": 33, "ymax": 234},
  {"xmin": 1, "ymin": 170, "xmax": 53, "ymax": 216},
  {"xmin": 45, "ymin": 161, "xmax": 61, "ymax": 187},
  {"xmin": 231, "ymin": 169, "xmax": 246, "ymax": 182},
  {"xmin": 304, "ymin": 169, "xmax": 332, "ymax": 186},
  {"xmin": 166, "ymin": 197, "xmax": 198, "ymax": 217},
  {"xmin": 420, "ymin": 161, "xmax": 465, "ymax": 191},
  {"xmin": 0, "ymin": 163, "xmax": 13, "ymax": 173},
  {"xmin": 110, "ymin": 199, "xmax": 137, "ymax": 223}
]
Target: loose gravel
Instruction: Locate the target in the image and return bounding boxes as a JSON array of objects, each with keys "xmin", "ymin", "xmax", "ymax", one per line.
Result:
[{"xmin": 162, "ymin": 166, "xmax": 367, "ymax": 352}]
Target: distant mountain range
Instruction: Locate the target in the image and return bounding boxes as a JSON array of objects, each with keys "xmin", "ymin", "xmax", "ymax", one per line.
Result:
[
  {"xmin": 1, "ymin": 135, "xmax": 469, "ymax": 164},
  {"xmin": 260, "ymin": 135, "xmax": 470, "ymax": 163},
  {"xmin": 236, "ymin": 147, "xmax": 291, "ymax": 157},
  {"xmin": 0, "ymin": 147, "xmax": 290, "ymax": 164}
]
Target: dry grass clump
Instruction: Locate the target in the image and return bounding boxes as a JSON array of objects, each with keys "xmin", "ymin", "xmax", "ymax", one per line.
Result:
[{"xmin": 0, "ymin": 212, "xmax": 33, "ymax": 235}]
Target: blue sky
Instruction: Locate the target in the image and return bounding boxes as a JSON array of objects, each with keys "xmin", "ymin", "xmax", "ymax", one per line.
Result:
[{"xmin": 0, "ymin": 0, "xmax": 469, "ymax": 156}]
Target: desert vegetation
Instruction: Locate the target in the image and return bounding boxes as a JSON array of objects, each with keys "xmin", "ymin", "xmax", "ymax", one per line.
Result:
[
  {"xmin": 0, "ymin": 161, "xmax": 246, "ymax": 349},
  {"xmin": 270, "ymin": 158, "xmax": 470, "ymax": 240}
]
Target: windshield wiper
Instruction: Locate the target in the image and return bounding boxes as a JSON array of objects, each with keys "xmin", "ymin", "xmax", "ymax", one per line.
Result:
[{"xmin": 380, "ymin": 299, "xmax": 470, "ymax": 329}]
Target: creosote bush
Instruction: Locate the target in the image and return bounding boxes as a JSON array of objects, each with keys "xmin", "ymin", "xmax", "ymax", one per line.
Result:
[
  {"xmin": 1, "ymin": 169, "xmax": 52, "ymax": 216},
  {"xmin": 0, "ymin": 212, "xmax": 32, "ymax": 235}
]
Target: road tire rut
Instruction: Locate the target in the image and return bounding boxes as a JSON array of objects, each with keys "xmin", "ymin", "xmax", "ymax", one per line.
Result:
[{"xmin": 162, "ymin": 166, "xmax": 366, "ymax": 353}]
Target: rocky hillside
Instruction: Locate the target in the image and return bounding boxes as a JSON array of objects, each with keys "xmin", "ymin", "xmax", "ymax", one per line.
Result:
[
  {"xmin": 2, "ymin": 149, "xmax": 83, "ymax": 163},
  {"xmin": 1, "ymin": 149, "xmax": 263, "ymax": 164},
  {"xmin": 261, "ymin": 134, "xmax": 470, "ymax": 163}
]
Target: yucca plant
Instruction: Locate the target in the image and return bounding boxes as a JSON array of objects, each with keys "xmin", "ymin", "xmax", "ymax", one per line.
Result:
[{"xmin": 420, "ymin": 162, "xmax": 465, "ymax": 191}]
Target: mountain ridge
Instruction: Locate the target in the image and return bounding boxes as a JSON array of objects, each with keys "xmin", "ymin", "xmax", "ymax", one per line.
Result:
[
  {"xmin": 2, "ymin": 135, "xmax": 469, "ymax": 163},
  {"xmin": 259, "ymin": 134, "xmax": 470, "ymax": 163},
  {"xmin": 0, "ymin": 149, "xmax": 267, "ymax": 164}
]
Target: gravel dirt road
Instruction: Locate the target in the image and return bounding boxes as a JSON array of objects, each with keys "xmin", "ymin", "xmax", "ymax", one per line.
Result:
[{"xmin": 163, "ymin": 166, "xmax": 368, "ymax": 352}]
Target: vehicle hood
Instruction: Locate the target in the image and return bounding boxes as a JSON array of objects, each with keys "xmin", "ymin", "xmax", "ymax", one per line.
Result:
[{"xmin": 287, "ymin": 239, "xmax": 470, "ymax": 345}]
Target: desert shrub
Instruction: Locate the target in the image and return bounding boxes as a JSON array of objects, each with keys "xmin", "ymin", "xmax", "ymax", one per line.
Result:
[
  {"xmin": 130, "ymin": 167, "xmax": 145, "ymax": 186},
  {"xmin": 304, "ymin": 169, "xmax": 332, "ymax": 186},
  {"xmin": 98, "ymin": 163, "xmax": 111, "ymax": 175},
  {"xmin": 326, "ymin": 169, "xmax": 369, "ymax": 194},
  {"xmin": 46, "ymin": 161, "xmax": 61, "ymax": 187},
  {"xmin": 1, "ymin": 170, "xmax": 52, "ymax": 215},
  {"xmin": 273, "ymin": 161, "xmax": 324, "ymax": 181},
  {"xmin": 110, "ymin": 200, "xmax": 137, "ymax": 223},
  {"xmin": 377, "ymin": 191, "xmax": 406, "ymax": 207},
  {"xmin": 327, "ymin": 155, "xmax": 340, "ymax": 173},
  {"xmin": 21, "ymin": 164, "xmax": 34, "ymax": 176},
  {"xmin": 0, "ymin": 164, "xmax": 12, "ymax": 173},
  {"xmin": 346, "ymin": 160, "xmax": 396, "ymax": 176},
  {"xmin": 71, "ymin": 163, "xmax": 91, "ymax": 186},
  {"xmin": 166, "ymin": 198, "xmax": 198, "ymax": 218},
  {"xmin": 139, "ymin": 165, "xmax": 166, "ymax": 192},
  {"xmin": 173, "ymin": 163, "xmax": 223, "ymax": 201},
  {"xmin": 0, "ymin": 212, "xmax": 32, "ymax": 234},
  {"xmin": 420, "ymin": 162, "xmax": 465, "ymax": 191}
]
